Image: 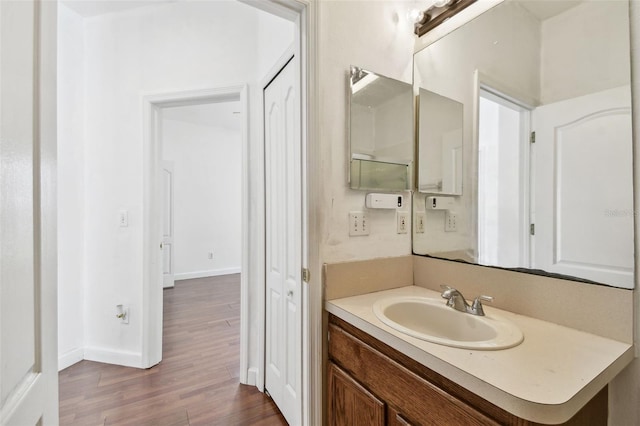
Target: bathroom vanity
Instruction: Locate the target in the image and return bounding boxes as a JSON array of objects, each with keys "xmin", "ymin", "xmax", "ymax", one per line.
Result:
[
  {"xmin": 328, "ymin": 315, "xmax": 605, "ymax": 425},
  {"xmin": 325, "ymin": 282, "xmax": 634, "ymax": 426}
]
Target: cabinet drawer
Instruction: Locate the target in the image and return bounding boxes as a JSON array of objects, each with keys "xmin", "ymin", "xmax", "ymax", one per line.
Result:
[{"xmin": 328, "ymin": 322, "xmax": 499, "ymax": 426}]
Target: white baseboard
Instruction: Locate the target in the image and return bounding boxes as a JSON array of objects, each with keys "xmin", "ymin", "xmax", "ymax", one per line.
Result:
[
  {"xmin": 175, "ymin": 267, "xmax": 241, "ymax": 281},
  {"xmin": 83, "ymin": 346, "xmax": 143, "ymax": 368},
  {"xmin": 58, "ymin": 347, "xmax": 84, "ymax": 371},
  {"xmin": 246, "ymin": 367, "xmax": 259, "ymax": 387}
]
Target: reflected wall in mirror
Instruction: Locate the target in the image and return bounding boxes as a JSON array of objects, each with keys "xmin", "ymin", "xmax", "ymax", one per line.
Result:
[
  {"xmin": 349, "ymin": 66, "xmax": 413, "ymax": 191},
  {"xmin": 418, "ymin": 88, "xmax": 463, "ymax": 195},
  {"xmin": 413, "ymin": 0, "xmax": 634, "ymax": 289}
]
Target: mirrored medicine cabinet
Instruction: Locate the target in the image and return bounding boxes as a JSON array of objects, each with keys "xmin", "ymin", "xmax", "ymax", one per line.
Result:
[
  {"xmin": 349, "ymin": 66, "xmax": 414, "ymax": 191},
  {"xmin": 418, "ymin": 88, "xmax": 463, "ymax": 196},
  {"xmin": 413, "ymin": 0, "xmax": 635, "ymax": 289}
]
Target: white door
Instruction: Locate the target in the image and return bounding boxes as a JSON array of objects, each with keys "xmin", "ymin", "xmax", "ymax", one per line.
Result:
[
  {"xmin": 162, "ymin": 161, "xmax": 175, "ymax": 288},
  {"xmin": 532, "ymin": 86, "xmax": 634, "ymax": 288},
  {"xmin": 1, "ymin": 0, "xmax": 59, "ymax": 424},
  {"xmin": 264, "ymin": 56, "xmax": 302, "ymax": 425}
]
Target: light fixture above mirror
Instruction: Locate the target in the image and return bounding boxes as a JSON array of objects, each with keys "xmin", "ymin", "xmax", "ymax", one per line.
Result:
[{"xmin": 411, "ymin": 0, "xmax": 477, "ymax": 37}]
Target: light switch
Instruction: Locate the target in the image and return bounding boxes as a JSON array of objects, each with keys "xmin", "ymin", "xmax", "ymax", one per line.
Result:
[
  {"xmin": 119, "ymin": 210, "xmax": 129, "ymax": 227},
  {"xmin": 349, "ymin": 211, "xmax": 369, "ymax": 236}
]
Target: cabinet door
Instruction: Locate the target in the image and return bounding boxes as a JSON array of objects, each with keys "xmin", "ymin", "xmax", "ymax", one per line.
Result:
[
  {"xmin": 328, "ymin": 362, "xmax": 385, "ymax": 426},
  {"xmin": 388, "ymin": 407, "xmax": 413, "ymax": 426}
]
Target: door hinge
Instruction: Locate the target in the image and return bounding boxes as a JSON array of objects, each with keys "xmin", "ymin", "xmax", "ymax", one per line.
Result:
[
  {"xmin": 530, "ymin": 223, "xmax": 535, "ymax": 235},
  {"xmin": 530, "ymin": 131, "xmax": 536, "ymax": 144},
  {"xmin": 302, "ymin": 268, "xmax": 311, "ymax": 283}
]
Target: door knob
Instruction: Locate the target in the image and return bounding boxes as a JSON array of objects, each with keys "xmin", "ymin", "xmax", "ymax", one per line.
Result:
[
  {"xmin": 287, "ymin": 290, "xmax": 293, "ymax": 297},
  {"xmin": 160, "ymin": 242, "xmax": 163, "ymax": 249}
]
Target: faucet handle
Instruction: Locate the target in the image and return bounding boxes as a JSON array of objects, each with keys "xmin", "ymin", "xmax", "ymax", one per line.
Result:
[
  {"xmin": 471, "ymin": 295, "xmax": 493, "ymax": 316},
  {"xmin": 440, "ymin": 284, "xmax": 457, "ymax": 298}
]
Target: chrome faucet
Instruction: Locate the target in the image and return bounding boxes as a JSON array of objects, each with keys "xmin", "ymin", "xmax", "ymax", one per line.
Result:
[{"xmin": 440, "ymin": 285, "xmax": 493, "ymax": 316}]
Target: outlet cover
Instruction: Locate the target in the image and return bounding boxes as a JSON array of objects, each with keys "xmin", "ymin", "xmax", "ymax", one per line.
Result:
[
  {"xmin": 415, "ymin": 212, "xmax": 426, "ymax": 233},
  {"xmin": 349, "ymin": 211, "xmax": 369, "ymax": 236},
  {"xmin": 445, "ymin": 211, "xmax": 457, "ymax": 232},
  {"xmin": 397, "ymin": 212, "xmax": 409, "ymax": 234}
]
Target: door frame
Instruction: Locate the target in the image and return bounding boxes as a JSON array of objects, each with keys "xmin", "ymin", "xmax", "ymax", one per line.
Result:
[
  {"xmin": 473, "ymin": 70, "xmax": 533, "ymax": 266},
  {"xmin": 477, "ymin": 87, "xmax": 532, "ymax": 267},
  {"xmin": 241, "ymin": 1, "xmax": 319, "ymax": 424},
  {"xmin": 141, "ymin": 85, "xmax": 250, "ymax": 377}
]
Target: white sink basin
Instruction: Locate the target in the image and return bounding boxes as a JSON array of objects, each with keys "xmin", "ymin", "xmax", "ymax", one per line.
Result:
[{"xmin": 373, "ymin": 296, "xmax": 524, "ymax": 350}]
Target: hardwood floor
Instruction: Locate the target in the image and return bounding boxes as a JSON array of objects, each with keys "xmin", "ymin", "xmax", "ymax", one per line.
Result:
[{"xmin": 59, "ymin": 275, "xmax": 287, "ymax": 426}]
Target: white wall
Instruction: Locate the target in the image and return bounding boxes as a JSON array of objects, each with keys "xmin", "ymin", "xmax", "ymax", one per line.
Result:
[
  {"xmin": 57, "ymin": 3, "xmax": 86, "ymax": 370},
  {"xmin": 58, "ymin": 0, "xmax": 293, "ymax": 370},
  {"xmin": 540, "ymin": 0, "xmax": 630, "ymax": 104},
  {"xmin": 257, "ymin": 10, "xmax": 295, "ymax": 79},
  {"xmin": 162, "ymin": 109, "xmax": 242, "ymax": 279},
  {"xmin": 318, "ymin": 0, "xmax": 416, "ymax": 263}
]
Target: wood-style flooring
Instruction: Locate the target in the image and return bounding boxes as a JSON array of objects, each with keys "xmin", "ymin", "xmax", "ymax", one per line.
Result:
[{"xmin": 59, "ymin": 274, "xmax": 287, "ymax": 426}]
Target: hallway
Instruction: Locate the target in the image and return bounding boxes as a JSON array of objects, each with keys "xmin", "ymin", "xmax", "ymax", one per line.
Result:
[{"xmin": 59, "ymin": 275, "xmax": 286, "ymax": 425}]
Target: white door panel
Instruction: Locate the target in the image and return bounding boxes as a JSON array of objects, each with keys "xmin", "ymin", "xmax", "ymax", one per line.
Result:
[
  {"xmin": 1, "ymin": 0, "xmax": 59, "ymax": 423},
  {"xmin": 533, "ymin": 86, "xmax": 633, "ymax": 288},
  {"xmin": 265, "ymin": 56, "xmax": 302, "ymax": 425},
  {"xmin": 162, "ymin": 162, "xmax": 175, "ymax": 288}
]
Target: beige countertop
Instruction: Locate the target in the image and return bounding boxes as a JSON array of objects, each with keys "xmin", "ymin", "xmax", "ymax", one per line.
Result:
[{"xmin": 326, "ymin": 285, "xmax": 634, "ymax": 424}]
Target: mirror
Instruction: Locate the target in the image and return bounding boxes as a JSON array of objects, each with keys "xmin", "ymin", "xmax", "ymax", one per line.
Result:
[
  {"xmin": 418, "ymin": 88, "xmax": 463, "ymax": 195},
  {"xmin": 349, "ymin": 66, "xmax": 413, "ymax": 191},
  {"xmin": 413, "ymin": 0, "xmax": 634, "ymax": 289}
]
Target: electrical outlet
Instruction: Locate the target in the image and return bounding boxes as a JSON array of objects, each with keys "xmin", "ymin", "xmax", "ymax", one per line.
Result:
[
  {"xmin": 116, "ymin": 305, "xmax": 130, "ymax": 324},
  {"xmin": 396, "ymin": 211, "xmax": 409, "ymax": 234},
  {"xmin": 445, "ymin": 211, "xmax": 458, "ymax": 232},
  {"xmin": 415, "ymin": 212, "xmax": 426, "ymax": 233},
  {"xmin": 349, "ymin": 211, "xmax": 369, "ymax": 236},
  {"xmin": 118, "ymin": 210, "xmax": 128, "ymax": 227}
]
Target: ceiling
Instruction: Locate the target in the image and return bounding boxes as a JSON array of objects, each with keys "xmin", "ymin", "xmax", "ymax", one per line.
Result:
[
  {"xmin": 62, "ymin": 0, "xmax": 175, "ymax": 17},
  {"xmin": 517, "ymin": 0, "xmax": 583, "ymax": 21},
  {"xmin": 163, "ymin": 101, "xmax": 242, "ymax": 131}
]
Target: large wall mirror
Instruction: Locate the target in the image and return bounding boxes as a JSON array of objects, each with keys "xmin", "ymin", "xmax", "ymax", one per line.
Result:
[
  {"xmin": 349, "ymin": 66, "xmax": 414, "ymax": 191},
  {"xmin": 413, "ymin": 0, "xmax": 635, "ymax": 289}
]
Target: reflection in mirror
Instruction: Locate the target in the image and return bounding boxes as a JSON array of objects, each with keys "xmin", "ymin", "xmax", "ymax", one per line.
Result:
[
  {"xmin": 413, "ymin": 0, "xmax": 634, "ymax": 289},
  {"xmin": 418, "ymin": 88, "xmax": 463, "ymax": 195},
  {"xmin": 349, "ymin": 66, "xmax": 413, "ymax": 191}
]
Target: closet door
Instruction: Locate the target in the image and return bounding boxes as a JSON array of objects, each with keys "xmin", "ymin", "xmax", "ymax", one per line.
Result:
[{"xmin": 264, "ymin": 55, "xmax": 302, "ymax": 425}]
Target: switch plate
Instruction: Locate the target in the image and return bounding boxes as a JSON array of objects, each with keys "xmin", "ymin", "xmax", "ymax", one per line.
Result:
[
  {"xmin": 445, "ymin": 211, "xmax": 457, "ymax": 232},
  {"xmin": 415, "ymin": 212, "xmax": 426, "ymax": 233},
  {"xmin": 396, "ymin": 211, "xmax": 409, "ymax": 234},
  {"xmin": 349, "ymin": 211, "xmax": 369, "ymax": 236},
  {"xmin": 118, "ymin": 210, "xmax": 129, "ymax": 227}
]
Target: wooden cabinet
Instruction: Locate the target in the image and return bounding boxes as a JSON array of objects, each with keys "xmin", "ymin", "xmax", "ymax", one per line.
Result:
[
  {"xmin": 327, "ymin": 314, "xmax": 607, "ymax": 426},
  {"xmin": 327, "ymin": 362, "xmax": 385, "ymax": 426}
]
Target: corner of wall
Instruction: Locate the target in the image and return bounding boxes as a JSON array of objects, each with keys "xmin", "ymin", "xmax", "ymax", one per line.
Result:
[{"xmin": 58, "ymin": 348, "xmax": 85, "ymax": 372}]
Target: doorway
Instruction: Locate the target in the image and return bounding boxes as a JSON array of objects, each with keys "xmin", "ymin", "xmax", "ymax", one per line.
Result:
[
  {"xmin": 477, "ymin": 89, "xmax": 531, "ymax": 268},
  {"xmin": 160, "ymin": 100, "xmax": 244, "ymax": 288},
  {"xmin": 143, "ymin": 85, "xmax": 250, "ymax": 375}
]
